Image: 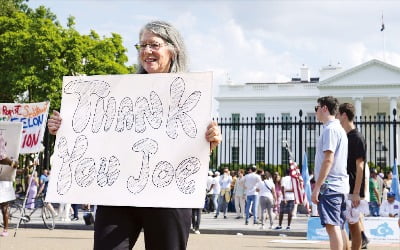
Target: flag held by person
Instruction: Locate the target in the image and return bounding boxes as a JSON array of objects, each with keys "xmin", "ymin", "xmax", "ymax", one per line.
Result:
[
  {"xmin": 391, "ymin": 158, "xmax": 400, "ymax": 201},
  {"xmin": 302, "ymin": 152, "xmax": 312, "ymax": 207}
]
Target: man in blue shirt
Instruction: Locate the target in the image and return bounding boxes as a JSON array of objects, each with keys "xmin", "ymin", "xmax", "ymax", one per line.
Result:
[{"xmin": 312, "ymin": 96, "xmax": 349, "ymax": 250}]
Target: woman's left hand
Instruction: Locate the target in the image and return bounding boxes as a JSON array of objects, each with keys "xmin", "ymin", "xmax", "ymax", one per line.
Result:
[{"xmin": 205, "ymin": 121, "xmax": 222, "ymax": 153}]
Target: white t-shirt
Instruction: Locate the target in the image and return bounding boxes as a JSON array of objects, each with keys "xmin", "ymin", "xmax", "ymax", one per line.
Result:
[
  {"xmin": 379, "ymin": 200, "xmax": 400, "ymax": 217},
  {"xmin": 211, "ymin": 176, "xmax": 221, "ymax": 194},
  {"xmin": 206, "ymin": 176, "xmax": 214, "ymax": 195},
  {"xmin": 257, "ymin": 179, "xmax": 274, "ymax": 199},
  {"xmin": 244, "ymin": 173, "xmax": 261, "ymax": 196},
  {"xmin": 281, "ymin": 176, "xmax": 295, "ymax": 201},
  {"xmin": 345, "ymin": 200, "xmax": 369, "ymax": 224},
  {"xmin": 219, "ymin": 174, "xmax": 232, "ymax": 189}
]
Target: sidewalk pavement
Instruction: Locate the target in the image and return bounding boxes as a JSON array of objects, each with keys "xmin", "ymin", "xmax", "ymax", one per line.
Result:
[{"xmin": 10, "ymin": 210, "xmax": 307, "ymax": 237}]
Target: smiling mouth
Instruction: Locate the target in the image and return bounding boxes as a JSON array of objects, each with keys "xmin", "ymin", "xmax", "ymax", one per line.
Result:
[{"xmin": 145, "ymin": 58, "xmax": 157, "ymax": 62}]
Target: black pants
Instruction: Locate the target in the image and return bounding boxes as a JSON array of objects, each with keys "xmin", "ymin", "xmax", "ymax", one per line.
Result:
[
  {"xmin": 71, "ymin": 204, "xmax": 79, "ymax": 219},
  {"xmin": 191, "ymin": 209, "xmax": 201, "ymax": 230},
  {"xmin": 93, "ymin": 206, "xmax": 191, "ymax": 250}
]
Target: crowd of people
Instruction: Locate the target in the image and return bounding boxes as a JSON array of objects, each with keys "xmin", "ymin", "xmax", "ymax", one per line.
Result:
[
  {"xmin": 203, "ymin": 166, "xmax": 300, "ymax": 231},
  {"xmin": 200, "ymin": 97, "xmax": 399, "ymax": 250}
]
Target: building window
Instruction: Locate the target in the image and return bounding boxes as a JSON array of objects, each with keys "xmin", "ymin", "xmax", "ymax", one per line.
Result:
[
  {"xmin": 281, "ymin": 146, "xmax": 289, "ymax": 165},
  {"xmin": 232, "ymin": 146, "xmax": 239, "ymax": 164},
  {"xmin": 281, "ymin": 113, "xmax": 291, "ymax": 130},
  {"xmin": 377, "ymin": 112, "xmax": 386, "ymax": 131},
  {"xmin": 306, "ymin": 113, "xmax": 316, "ymax": 130},
  {"xmin": 232, "ymin": 113, "xmax": 240, "ymax": 131},
  {"xmin": 256, "ymin": 113, "xmax": 265, "ymax": 131},
  {"xmin": 255, "ymin": 146, "xmax": 265, "ymax": 163}
]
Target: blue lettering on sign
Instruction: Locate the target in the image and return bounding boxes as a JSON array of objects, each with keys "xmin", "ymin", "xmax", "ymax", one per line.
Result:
[{"xmin": 10, "ymin": 114, "xmax": 44, "ymax": 129}]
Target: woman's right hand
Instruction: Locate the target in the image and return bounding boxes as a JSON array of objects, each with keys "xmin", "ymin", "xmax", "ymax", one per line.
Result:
[{"xmin": 48, "ymin": 110, "xmax": 62, "ymax": 135}]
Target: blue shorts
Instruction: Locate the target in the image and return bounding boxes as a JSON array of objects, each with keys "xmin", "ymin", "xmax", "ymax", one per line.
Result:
[{"xmin": 317, "ymin": 188, "xmax": 346, "ymax": 229}]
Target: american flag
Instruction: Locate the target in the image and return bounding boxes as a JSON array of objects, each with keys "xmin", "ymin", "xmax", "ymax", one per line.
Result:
[{"xmin": 289, "ymin": 160, "xmax": 305, "ymax": 205}]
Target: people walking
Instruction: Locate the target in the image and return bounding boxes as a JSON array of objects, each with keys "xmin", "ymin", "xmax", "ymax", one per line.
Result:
[{"xmin": 244, "ymin": 166, "xmax": 261, "ymax": 225}]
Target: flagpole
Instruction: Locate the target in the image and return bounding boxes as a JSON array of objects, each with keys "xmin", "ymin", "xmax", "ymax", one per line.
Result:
[{"xmin": 381, "ymin": 12, "xmax": 386, "ymax": 62}]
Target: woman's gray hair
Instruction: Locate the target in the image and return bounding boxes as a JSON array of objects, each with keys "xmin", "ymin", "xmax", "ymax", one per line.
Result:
[{"xmin": 137, "ymin": 20, "xmax": 188, "ymax": 74}]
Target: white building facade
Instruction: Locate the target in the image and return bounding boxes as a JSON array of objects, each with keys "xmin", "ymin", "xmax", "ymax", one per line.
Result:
[{"xmin": 215, "ymin": 59, "xmax": 400, "ymax": 170}]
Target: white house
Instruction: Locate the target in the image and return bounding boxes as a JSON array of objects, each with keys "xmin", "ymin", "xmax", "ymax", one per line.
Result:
[{"xmin": 215, "ymin": 59, "xmax": 400, "ymax": 168}]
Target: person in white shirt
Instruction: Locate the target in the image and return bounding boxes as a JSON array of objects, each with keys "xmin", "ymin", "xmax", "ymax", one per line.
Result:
[
  {"xmin": 275, "ymin": 169, "xmax": 295, "ymax": 230},
  {"xmin": 256, "ymin": 172, "xmax": 276, "ymax": 229},
  {"xmin": 205, "ymin": 171, "xmax": 214, "ymax": 212},
  {"xmin": 215, "ymin": 168, "xmax": 232, "ymax": 218},
  {"xmin": 234, "ymin": 169, "xmax": 246, "ymax": 219},
  {"xmin": 244, "ymin": 166, "xmax": 262, "ymax": 225},
  {"xmin": 380, "ymin": 191, "xmax": 400, "ymax": 218},
  {"xmin": 208, "ymin": 171, "xmax": 220, "ymax": 217}
]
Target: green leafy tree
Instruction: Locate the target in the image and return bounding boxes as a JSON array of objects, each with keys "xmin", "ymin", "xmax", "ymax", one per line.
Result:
[{"xmin": 0, "ymin": 1, "xmax": 136, "ymax": 111}]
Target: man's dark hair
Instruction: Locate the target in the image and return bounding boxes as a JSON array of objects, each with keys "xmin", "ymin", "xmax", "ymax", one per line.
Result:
[
  {"xmin": 339, "ymin": 103, "xmax": 355, "ymax": 121},
  {"xmin": 317, "ymin": 96, "xmax": 339, "ymax": 116}
]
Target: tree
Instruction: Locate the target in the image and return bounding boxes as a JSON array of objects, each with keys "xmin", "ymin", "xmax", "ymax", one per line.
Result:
[{"xmin": 0, "ymin": 1, "xmax": 136, "ymax": 111}]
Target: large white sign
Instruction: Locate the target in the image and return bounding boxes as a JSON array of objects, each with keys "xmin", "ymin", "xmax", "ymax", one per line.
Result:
[
  {"xmin": 364, "ymin": 217, "xmax": 399, "ymax": 241},
  {"xmin": 0, "ymin": 102, "xmax": 49, "ymax": 154},
  {"xmin": 0, "ymin": 122, "xmax": 23, "ymax": 181},
  {"xmin": 46, "ymin": 72, "xmax": 213, "ymax": 208}
]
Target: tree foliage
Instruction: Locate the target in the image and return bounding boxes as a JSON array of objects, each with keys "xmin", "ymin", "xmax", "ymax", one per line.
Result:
[{"xmin": 0, "ymin": 0, "xmax": 136, "ymax": 110}]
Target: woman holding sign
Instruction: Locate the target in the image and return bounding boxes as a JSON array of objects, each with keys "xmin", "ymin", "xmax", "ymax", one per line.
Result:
[
  {"xmin": 0, "ymin": 133, "xmax": 19, "ymax": 237},
  {"xmin": 48, "ymin": 20, "xmax": 222, "ymax": 250}
]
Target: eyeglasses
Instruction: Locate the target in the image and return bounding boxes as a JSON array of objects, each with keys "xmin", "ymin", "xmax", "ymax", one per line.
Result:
[
  {"xmin": 135, "ymin": 42, "xmax": 168, "ymax": 51},
  {"xmin": 314, "ymin": 105, "xmax": 321, "ymax": 112}
]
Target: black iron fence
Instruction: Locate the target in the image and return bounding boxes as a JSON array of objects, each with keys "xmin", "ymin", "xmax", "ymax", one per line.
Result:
[
  {"xmin": 24, "ymin": 109, "xmax": 400, "ymax": 182},
  {"xmin": 210, "ymin": 109, "xmax": 400, "ymax": 176}
]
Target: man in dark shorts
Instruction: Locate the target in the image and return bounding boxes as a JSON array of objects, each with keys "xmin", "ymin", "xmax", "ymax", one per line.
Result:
[
  {"xmin": 312, "ymin": 96, "xmax": 349, "ymax": 250},
  {"xmin": 337, "ymin": 103, "xmax": 369, "ymax": 249}
]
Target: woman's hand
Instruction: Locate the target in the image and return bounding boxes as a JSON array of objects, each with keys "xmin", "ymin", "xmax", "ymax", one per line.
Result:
[
  {"xmin": 205, "ymin": 121, "xmax": 222, "ymax": 153},
  {"xmin": 48, "ymin": 110, "xmax": 62, "ymax": 135}
]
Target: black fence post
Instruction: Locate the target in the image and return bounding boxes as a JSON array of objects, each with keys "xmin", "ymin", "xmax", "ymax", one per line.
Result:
[
  {"xmin": 393, "ymin": 108, "xmax": 397, "ymax": 161},
  {"xmin": 298, "ymin": 110, "xmax": 303, "ymax": 168}
]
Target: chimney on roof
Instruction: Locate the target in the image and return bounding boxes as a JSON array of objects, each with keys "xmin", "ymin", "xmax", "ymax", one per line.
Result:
[
  {"xmin": 300, "ymin": 64, "xmax": 310, "ymax": 82},
  {"xmin": 319, "ymin": 62, "xmax": 343, "ymax": 81}
]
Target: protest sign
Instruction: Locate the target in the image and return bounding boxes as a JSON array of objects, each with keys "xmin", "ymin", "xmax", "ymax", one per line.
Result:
[
  {"xmin": 46, "ymin": 72, "xmax": 213, "ymax": 208},
  {"xmin": 1, "ymin": 102, "xmax": 49, "ymax": 154}
]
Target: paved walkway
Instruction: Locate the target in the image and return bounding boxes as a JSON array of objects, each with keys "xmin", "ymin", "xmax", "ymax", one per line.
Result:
[
  {"xmin": 4, "ymin": 211, "xmax": 400, "ymax": 250},
  {"xmin": 9, "ymin": 210, "xmax": 307, "ymax": 237}
]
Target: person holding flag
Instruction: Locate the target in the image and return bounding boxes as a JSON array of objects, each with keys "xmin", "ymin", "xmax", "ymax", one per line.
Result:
[{"xmin": 337, "ymin": 103, "xmax": 370, "ymax": 249}]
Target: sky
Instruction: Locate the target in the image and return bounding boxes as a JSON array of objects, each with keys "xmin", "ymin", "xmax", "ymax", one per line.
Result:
[{"xmin": 28, "ymin": 0, "xmax": 400, "ymax": 86}]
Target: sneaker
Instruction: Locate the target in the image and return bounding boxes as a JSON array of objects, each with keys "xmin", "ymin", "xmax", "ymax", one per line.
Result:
[
  {"xmin": 286, "ymin": 226, "xmax": 291, "ymax": 230},
  {"xmin": 224, "ymin": 216, "xmax": 227, "ymax": 219},
  {"xmin": 274, "ymin": 226, "xmax": 282, "ymax": 230},
  {"xmin": 1, "ymin": 231, "xmax": 8, "ymax": 237},
  {"xmin": 214, "ymin": 215, "xmax": 218, "ymax": 219},
  {"xmin": 268, "ymin": 225, "xmax": 273, "ymax": 229},
  {"xmin": 253, "ymin": 221, "xmax": 259, "ymax": 225},
  {"xmin": 260, "ymin": 225, "xmax": 265, "ymax": 230},
  {"xmin": 194, "ymin": 230, "xmax": 200, "ymax": 234},
  {"xmin": 72, "ymin": 217, "xmax": 79, "ymax": 221},
  {"xmin": 361, "ymin": 238, "xmax": 369, "ymax": 249},
  {"xmin": 235, "ymin": 216, "xmax": 241, "ymax": 219},
  {"xmin": 245, "ymin": 221, "xmax": 248, "ymax": 225}
]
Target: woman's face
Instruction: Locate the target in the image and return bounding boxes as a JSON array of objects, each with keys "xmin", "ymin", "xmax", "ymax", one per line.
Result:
[{"xmin": 139, "ymin": 30, "xmax": 172, "ymax": 74}]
